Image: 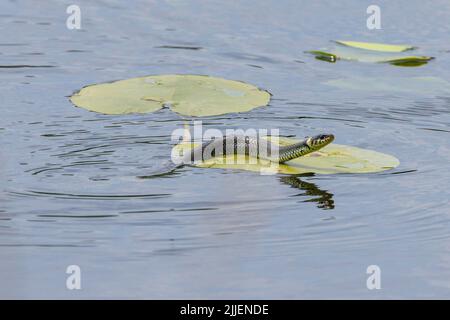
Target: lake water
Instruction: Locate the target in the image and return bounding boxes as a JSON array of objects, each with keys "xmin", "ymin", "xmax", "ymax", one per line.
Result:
[{"xmin": 1, "ymin": 0, "xmax": 450, "ymax": 299}]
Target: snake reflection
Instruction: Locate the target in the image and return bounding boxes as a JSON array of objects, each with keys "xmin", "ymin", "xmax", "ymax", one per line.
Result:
[{"xmin": 279, "ymin": 175, "xmax": 335, "ymax": 210}]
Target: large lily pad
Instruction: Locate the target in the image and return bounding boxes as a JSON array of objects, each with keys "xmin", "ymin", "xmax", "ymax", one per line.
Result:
[
  {"xmin": 69, "ymin": 75, "xmax": 271, "ymax": 117},
  {"xmin": 173, "ymin": 137, "xmax": 399, "ymax": 175}
]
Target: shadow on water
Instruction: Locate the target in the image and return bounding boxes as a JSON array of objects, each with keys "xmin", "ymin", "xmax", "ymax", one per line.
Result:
[{"xmin": 279, "ymin": 175, "xmax": 335, "ymax": 210}]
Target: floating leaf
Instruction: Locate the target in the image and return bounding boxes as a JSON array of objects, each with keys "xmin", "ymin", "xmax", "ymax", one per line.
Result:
[
  {"xmin": 304, "ymin": 50, "xmax": 337, "ymax": 63},
  {"xmin": 334, "ymin": 40, "xmax": 415, "ymax": 52},
  {"xmin": 306, "ymin": 41, "xmax": 433, "ymax": 67},
  {"xmin": 325, "ymin": 76, "xmax": 450, "ymax": 95},
  {"xmin": 70, "ymin": 75, "xmax": 271, "ymax": 117},
  {"xmin": 381, "ymin": 56, "xmax": 434, "ymax": 67},
  {"xmin": 173, "ymin": 137, "xmax": 399, "ymax": 175}
]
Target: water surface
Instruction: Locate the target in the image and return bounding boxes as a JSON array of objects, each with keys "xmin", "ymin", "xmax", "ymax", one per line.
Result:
[{"xmin": 1, "ymin": 0, "xmax": 450, "ymax": 298}]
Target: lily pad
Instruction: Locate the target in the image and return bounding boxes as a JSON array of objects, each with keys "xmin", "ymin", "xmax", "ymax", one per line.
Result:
[
  {"xmin": 306, "ymin": 41, "xmax": 433, "ymax": 66},
  {"xmin": 334, "ymin": 40, "xmax": 415, "ymax": 52},
  {"xmin": 173, "ymin": 137, "xmax": 399, "ymax": 175},
  {"xmin": 381, "ymin": 56, "xmax": 433, "ymax": 67},
  {"xmin": 304, "ymin": 51, "xmax": 337, "ymax": 63},
  {"xmin": 69, "ymin": 75, "xmax": 271, "ymax": 117}
]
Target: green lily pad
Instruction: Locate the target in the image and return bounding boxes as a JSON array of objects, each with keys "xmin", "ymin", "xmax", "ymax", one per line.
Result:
[
  {"xmin": 306, "ymin": 41, "xmax": 433, "ymax": 66},
  {"xmin": 304, "ymin": 50, "xmax": 337, "ymax": 63},
  {"xmin": 335, "ymin": 40, "xmax": 415, "ymax": 52},
  {"xmin": 381, "ymin": 56, "xmax": 433, "ymax": 67},
  {"xmin": 69, "ymin": 75, "xmax": 271, "ymax": 117},
  {"xmin": 173, "ymin": 137, "xmax": 399, "ymax": 175}
]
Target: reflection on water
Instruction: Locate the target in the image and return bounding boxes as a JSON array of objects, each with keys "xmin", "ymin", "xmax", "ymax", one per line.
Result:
[
  {"xmin": 280, "ymin": 175, "xmax": 335, "ymax": 210},
  {"xmin": 1, "ymin": 0, "xmax": 450, "ymax": 299}
]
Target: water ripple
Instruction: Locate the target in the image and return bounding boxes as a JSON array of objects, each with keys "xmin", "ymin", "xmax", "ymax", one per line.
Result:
[{"xmin": 7, "ymin": 190, "xmax": 171, "ymax": 200}]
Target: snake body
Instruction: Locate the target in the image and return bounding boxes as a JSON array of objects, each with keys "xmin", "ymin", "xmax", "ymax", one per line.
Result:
[
  {"xmin": 181, "ymin": 133, "xmax": 334, "ymax": 164},
  {"xmin": 140, "ymin": 133, "xmax": 334, "ymax": 178}
]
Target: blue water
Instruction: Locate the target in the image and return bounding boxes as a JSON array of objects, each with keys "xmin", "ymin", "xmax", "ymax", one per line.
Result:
[{"xmin": 1, "ymin": 0, "xmax": 450, "ymax": 298}]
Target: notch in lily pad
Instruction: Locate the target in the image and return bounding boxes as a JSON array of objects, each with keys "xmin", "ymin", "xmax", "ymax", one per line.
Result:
[{"xmin": 69, "ymin": 74, "xmax": 271, "ymax": 117}]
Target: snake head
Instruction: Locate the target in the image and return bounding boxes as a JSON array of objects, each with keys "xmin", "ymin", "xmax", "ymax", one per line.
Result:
[{"xmin": 308, "ymin": 134, "xmax": 334, "ymax": 151}]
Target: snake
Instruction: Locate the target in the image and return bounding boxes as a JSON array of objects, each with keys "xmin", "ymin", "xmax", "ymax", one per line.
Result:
[{"xmin": 140, "ymin": 133, "xmax": 334, "ymax": 178}]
